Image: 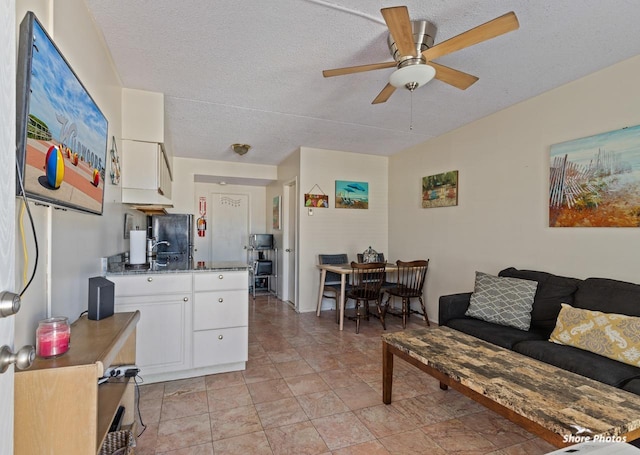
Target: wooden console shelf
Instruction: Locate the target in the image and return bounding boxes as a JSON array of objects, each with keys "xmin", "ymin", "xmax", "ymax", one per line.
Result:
[{"xmin": 15, "ymin": 311, "xmax": 140, "ymax": 454}]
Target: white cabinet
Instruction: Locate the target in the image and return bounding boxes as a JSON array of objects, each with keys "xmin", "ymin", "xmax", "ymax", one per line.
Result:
[
  {"xmin": 111, "ymin": 274, "xmax": 192, "ymax": 377},
  {"xmin": 121, "ymin": 139, "xmax": 172, "ymax": 205},
  {"xmin": 192, "ymin": 271, "xmax": 248, "ymax": 368},
  {"xmin": 122, "ymin": 88, "xmax": 165, "ymax": 144}
]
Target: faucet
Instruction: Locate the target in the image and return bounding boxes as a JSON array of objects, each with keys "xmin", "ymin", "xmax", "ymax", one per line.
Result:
[{"xmin": 146, "ymin": 238, "xmax": 170, "ymax": 259}]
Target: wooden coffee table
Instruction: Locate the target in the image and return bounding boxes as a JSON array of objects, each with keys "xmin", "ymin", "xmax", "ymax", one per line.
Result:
[{"xmin": 382, "ymin": 326, "xmax": 640, "ymax": 448}]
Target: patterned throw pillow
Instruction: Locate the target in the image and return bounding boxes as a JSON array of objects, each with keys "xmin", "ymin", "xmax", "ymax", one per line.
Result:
[
  {"xmin": 465, "ymin": 272, "xmax": 538, "ymax": 331},
  {"xmin": 549, "ymin": 303, "xmax": 640, "ymax": 367}
]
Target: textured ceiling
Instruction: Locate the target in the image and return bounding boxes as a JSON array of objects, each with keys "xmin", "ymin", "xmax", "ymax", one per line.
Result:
[{"xmin": 84, "ymin": 0, "xmax": 640, "ymax": 170}]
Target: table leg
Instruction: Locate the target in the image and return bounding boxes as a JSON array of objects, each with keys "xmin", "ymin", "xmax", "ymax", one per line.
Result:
[
  {"xmin": 338, "ymin": 274, "xmax": 346, "ymax": 331},
  {"xmin": 382, "ymin": 340, "xmax": 393, "ymax": 404},
  {"xmin": 316, "ymin": 269, "xmax": 327, "ymax": 317}
]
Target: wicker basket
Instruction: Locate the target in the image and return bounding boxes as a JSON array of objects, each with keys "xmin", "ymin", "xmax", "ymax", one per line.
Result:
[{"xmin": 99, "ymin": 430, "xmax": 136, "ymax": 455}]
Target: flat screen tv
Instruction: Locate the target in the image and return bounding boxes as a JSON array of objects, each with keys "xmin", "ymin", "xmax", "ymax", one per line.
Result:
[{"xmin": 16, "ymin": 11, "xmax": 108, "ymax": 215}]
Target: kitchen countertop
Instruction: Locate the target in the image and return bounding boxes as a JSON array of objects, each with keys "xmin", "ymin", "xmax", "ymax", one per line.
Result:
[{"xmin": 106, "ymin": 256, "xmax": 249, "ymax": 275}]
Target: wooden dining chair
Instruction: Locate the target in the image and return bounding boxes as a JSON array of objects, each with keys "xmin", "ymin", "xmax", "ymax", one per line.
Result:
[
  {"xmin": 318, "ymin": 254, "xmax": 349, "ymax": 322},
  {"xmin": 345, "ymin": 261, "xmax": 386, "ymax": 333},
  {"xmin": 382, "ymin": 259, "xmax": 430, "ymax": 328}
]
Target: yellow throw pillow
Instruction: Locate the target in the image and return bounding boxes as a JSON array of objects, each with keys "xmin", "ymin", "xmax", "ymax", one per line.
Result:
[{"xmin": 549, "ymin": 303, "xmax": 640, "ymax": 367}]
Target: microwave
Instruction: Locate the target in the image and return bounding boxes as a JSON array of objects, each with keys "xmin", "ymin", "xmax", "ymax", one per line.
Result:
[
  {"xmin": 253, "ymin": 260, "xmax": 272, "ymax": 276},
  {"xmin": 249, "ymin": 234, "xmax": 273, "ymax": 250}
]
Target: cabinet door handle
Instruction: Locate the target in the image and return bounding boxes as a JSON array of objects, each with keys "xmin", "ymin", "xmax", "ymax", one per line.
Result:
[
  {"xmin": 218, "ymin": 334, "xmax": 223, "ymax": 340},
  {"xmin": 147, "ymin": 277, "xmax": 153, "ymax": 282},
  {"xmin": 218, "ymin": 275, "xmax": 224, "ymax": 280},
  {"xmin": 183, "ymin": 297, "xmax": 189, "ymax": 302},
  {"xmin": 218, "ymin": 298, "xmax": 223, "ymax": 303}
]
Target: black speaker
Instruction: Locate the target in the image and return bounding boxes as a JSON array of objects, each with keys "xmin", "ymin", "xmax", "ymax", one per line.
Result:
[{"xmin": 88, "ymin": 277, "xmax": 114, "ymax": 320}]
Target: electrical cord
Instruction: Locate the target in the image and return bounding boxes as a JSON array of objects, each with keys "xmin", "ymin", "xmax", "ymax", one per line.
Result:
[
  {"xmin": 134, "ymin": 375, "xmax": 147, "ymax": 438},
  {"xmin": 15, "ymin": 152, "xmax": 39, "ymax": 298}
]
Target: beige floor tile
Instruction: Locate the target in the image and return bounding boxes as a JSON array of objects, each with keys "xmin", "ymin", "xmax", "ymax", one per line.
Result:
[
  {"xmin": 156, "ymin": 414, "xmax": 212, "ymax": 453},
  {"xmin": 206, "ymin": 383, "xmax": 253, "ymax": 411},
  {"xmin": 379, "ymin": 428, "xmax": 446, "ymax": 455},
  {"xmin": 247, "ymin": 378, "xmax": 294, "ymax": 404},
  {"xmin": 156, "ymin": 442, "xmax": 214, "ymax": 454},
  {"xmin": 255, "ymin": 397, "xmax": 309, "ymax": 429},
  {"xmin": 274, "ymin": 359, "xmax": 316, "ymax": 378},
  {"xmin": 242, "ymin": 363, "xmax": 282, "ymax": 384},
  {"xmin": 164, "ymin": 377, "xmax": 206, "ymax": 397},
  {"xmin": 284, "ymin": 373, "xmax": 330, "ymax": 396},
  {"xmin": 331, "ymin": 440, "xmax": 391, "ymax": 455},
  {"xmin": 318, "ymin": 368, "xmax": 362, "ymax": 389},
  {"xmin": 264, "ymin": 420, "xmax": 329, "ymax": 455},
  {"xmin": 333, "ymin": 382, "xmax": 384, "ymax": 410},
  {"xmin": 209, "ymin": 404, "xmax": 263, "ymax": 441},
  {"xmin": 354, "ymin": 403, "xmax": 418, "ymax": 438},
  {"xmin": 161, "ymin": 390, "xmax": 209, "ymax": 421},
  {"xmin": 296, "ymin": 390, "xmax": 350, "ymax": 419},
  {"xmin": 212, "ymin": 431, "xmax": 273, "ymax": 455},
  {"xmin": 421, "ymin": 418, "xmax": 497, "ymax": 453},
  {"xmin": 312, "ymin": 411, "xmax": 376, "ymax": 450},
  {"xmin": 204, "ymin": 370, "xmax": 245, "ymax": 390}
]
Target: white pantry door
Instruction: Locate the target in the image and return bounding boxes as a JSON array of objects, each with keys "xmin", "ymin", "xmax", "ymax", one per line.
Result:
[
  {"xmin": 210, "ymin": 193, "xmax": 249, "ymax": 262},
  {"xmin": 0, "ymin": 1, "xmax": 17, "ymax": 451}
]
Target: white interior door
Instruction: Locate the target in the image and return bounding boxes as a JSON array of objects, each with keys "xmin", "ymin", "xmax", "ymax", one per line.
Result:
[
  {"xmin": 210, "ymin": 193, "xmax": 249, "ymax": 262},
  {"xmin": 1, "ymin": 3, "xmax": 16, "ymax": 451},
  {"xmin": 283, "ymin": 180, "xmax": 297, "ymax": 309}
]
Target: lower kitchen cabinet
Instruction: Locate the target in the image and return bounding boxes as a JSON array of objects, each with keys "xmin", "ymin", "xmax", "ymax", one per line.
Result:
[
  {"xmin": 110, "ymin": 273, "xmax": 192, "ymax": 380},
  {"xmin": 108, "ymin": 267, "xmax": 248, "ymax": 383}
]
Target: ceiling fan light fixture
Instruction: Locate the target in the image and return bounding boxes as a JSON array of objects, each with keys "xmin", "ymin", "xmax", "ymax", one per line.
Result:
[
  {"xmin": 231, "ymin": 143, "xmax": 251, "ymax": 156},
  {"xmin": 389, "ymin": 64, "xmax": 436, "ymax": 91}
]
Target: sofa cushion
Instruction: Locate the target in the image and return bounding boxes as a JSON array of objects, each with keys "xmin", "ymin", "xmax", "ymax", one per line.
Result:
[
  {"xmin": 513, "ymin": 340, "xmax": 640, "ymax": 387},
  {"xmin": 447, "ymin": 317, "xmax": 546, "ymax": 349},
  {"xmin": 499, "ymin": 268, "xmax": 580, "ymax": 337},
  {"xmin": 465, "ymin": 272, "xmax": 538, "ymax": 330},
  {"xmin": 574, "ymin": 277, "xmax": 640, "ymax": 317},
  {"xmin": 549, "ymin": 303, "xmax": 640, "ymax": 368}
]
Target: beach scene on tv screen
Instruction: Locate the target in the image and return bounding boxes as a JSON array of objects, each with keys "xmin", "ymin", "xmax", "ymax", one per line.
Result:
[{"xmin": 23, "ymin": 19, "xmax": 107, "ymax": 213}]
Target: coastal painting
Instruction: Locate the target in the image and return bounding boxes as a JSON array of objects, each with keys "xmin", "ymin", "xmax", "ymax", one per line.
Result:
[
  {"xmin": 422, "ymin": 171, "xmax": 458, "ymax": 208},
  {"xmin": 549, "ymin": 125, "xmax": 640, "ymax": 227},
  {"xmin": 335, "ymin": 180, "xmax": 368, "ymax": 209}
]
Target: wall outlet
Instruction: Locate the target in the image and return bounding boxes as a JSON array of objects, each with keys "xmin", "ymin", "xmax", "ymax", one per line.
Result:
[{"xmin": 308, "ymin": 208, "xmax": 314, "ymax": 216}]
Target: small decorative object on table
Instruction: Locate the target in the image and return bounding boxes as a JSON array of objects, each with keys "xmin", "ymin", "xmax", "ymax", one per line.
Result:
[
  {"xmin": 36, "ymin": 317, "xmax": 70, "ymax": 358},
  {"xmin": 362, "ymin": 246, "xmax": 378, "ymax": 263}
]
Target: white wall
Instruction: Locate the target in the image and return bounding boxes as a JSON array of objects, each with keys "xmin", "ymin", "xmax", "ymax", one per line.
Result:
[
  {"xmin": 14, "ymin": 0, "xmax": 128, "ymax": 346},
  {"xmin": 297, "ymin": 147, "xmax": 389, "ymax": 313},
  {"xmin": 389, "ymin": 55, "xmax": 640, "ymax": 324}
]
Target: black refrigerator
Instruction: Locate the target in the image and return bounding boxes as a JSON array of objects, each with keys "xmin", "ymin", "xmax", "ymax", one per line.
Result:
[{"xmin": 149, "ymin": 214, "xmax": 194, "ymax": 266}]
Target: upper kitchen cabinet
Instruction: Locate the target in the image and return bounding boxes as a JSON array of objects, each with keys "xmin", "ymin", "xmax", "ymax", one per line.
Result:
[
  {"xmin": 122, "ymin": 88, "xmax": 165, "ymax": 143},
  {"xmin": 121, "ymin": 88, "xmax": 173, "ymax": 206},
  {"xmin": 121, "ymin": 140, "xmax": 172, "ymax": 205}
]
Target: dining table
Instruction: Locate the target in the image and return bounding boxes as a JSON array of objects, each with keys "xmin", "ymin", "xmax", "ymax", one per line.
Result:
[{"xmin": 316, "ymin": 262, "xmax": 398, "ymax": 331}]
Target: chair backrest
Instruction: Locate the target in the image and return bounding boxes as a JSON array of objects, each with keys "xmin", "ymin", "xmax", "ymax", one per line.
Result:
[
  {"xmin": 356, "ymin": 252, "xmax": 386, "ymax": 263},
  {"xmin": 349, "ymin": 261, "xmax": 386, "ymax": 299},
  {"xmin": 319, "ymin": 254, "xmax": 349, "ymax": 284},
  {"xmin": 394, "ymin": 260, "xmax": 429, "ymax": 295}
]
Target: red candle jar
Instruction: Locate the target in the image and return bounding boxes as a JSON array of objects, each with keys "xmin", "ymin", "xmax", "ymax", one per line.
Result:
[{"xmin": 36, "ymin": 317, "xmax": 70, "ymax": 358}]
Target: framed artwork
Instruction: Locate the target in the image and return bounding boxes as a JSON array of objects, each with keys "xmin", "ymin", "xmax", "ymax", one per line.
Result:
[
  {"xmin": 304, "ymin": 193, "xmax": 328, "ymax": 208},
  {"xmin": 272, "ymin": 196, "xmax": 281, "ymax": 230},
  {"xmin": 335, "ymin": 180, "xmax": 368, "ymax": 209},
  {"xmin": 123, "ymin": 213, "xmax": 134, "ymax": 239},
  {"xmin": 549, "ymin": 125, "xmax": 640, "ymax": 227},
  {"xmin": 422, "ymin": 171, "xmax": 458, "ymax": 208}
]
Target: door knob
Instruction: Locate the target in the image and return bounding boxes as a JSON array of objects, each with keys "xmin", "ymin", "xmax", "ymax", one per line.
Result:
[
  {"xmin": 0, "ymin": 291, "xmax": 21, "ymax": 318},
  {"xmin": 0, "ymin": 345, "xmax": 35, "ymax": 374},
  {"xmin": 285, "ymin": 249, "xmax": 291, "ymax": 253}
]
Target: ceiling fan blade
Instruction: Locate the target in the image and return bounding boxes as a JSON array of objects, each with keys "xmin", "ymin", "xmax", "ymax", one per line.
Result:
[
  {"xmin": 423, "ymin": 11, "xmax": 519, "ymax": 61},
  {"xmin": 323, "ymin": 61, "xmax": 396, "ymax": 78},
  {"xmin": 428, "ymin": 62, "xmax": 479, "ymax": 90},
  {"xmin": 372, "ymin": 83, "xmax": 396, "ymax": 104},
  {"xmin": 381, "ymin": 6, "xmax": 416, "ymax": 57}
]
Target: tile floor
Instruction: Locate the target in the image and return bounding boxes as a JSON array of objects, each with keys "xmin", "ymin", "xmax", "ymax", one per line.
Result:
[{"xmin": 133, "ymin": 295, "xmax": 557, "ymax": 454}]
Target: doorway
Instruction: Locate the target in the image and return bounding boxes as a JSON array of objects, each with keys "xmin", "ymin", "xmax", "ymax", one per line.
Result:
[
  {"xmin": 209, "ymin": 193, "xmax": 249, "ymax": 262},
  {"xmin": 283, "ymin": 179, "xmax": 297, "ymax": 310}
]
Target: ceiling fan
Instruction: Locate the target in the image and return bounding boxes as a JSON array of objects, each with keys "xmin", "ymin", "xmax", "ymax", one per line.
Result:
[{"xmin": 322, "ymin": 6, "xmax": 519, "ymax": 104}]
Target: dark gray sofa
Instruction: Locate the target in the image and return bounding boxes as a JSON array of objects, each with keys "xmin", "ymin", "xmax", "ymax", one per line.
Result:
[{"xmin": 439, "ymin": 267, "xmax": 640, "ymax": 396}]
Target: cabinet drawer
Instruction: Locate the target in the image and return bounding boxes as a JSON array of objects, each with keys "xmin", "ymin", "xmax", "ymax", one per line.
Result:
[
  {"xmin": 194, "ymin": 290, "xmax": 247, "ymax": 330},
  {"xmin": 110, "ymin": 273, "xmax": 192, "ymax": 296},
  {"xmin": 193, "ymin": 271, "xmax": 247, "ymax": 291},
  {"xmin": 193, "ymin": 327, "xmax": 248, "ymax": 367}
]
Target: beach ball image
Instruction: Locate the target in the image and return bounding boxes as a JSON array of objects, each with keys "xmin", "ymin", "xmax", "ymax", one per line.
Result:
[
  {"xmin": 72, "ymin": 153, "xmax": 79, "ymax": 166},
  {"xmin": 92, "ymin": 168, "xmax": 100, "ymax": 186},
  {"xmin": 45, "ymin": 145, "xmax": 65, "ymax": 189}
]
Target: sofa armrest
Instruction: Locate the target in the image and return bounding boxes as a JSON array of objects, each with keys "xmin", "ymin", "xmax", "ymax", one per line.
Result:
[{"xmin": 438, "ymin": 292, "xmax": 472, "ymax": 326}]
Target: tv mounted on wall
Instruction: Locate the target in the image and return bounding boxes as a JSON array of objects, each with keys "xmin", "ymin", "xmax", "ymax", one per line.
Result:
[{"xmin": 16, "ymin": 11, "xmax": 108, "ymax": 215}]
